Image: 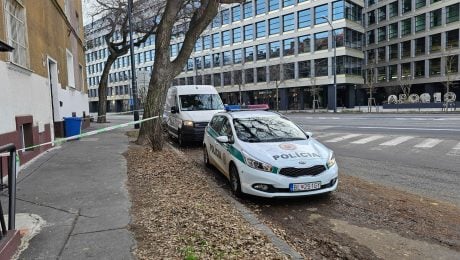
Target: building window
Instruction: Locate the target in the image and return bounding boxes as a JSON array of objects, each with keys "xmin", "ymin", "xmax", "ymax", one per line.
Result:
[
  {"xmin": 401, "ymin": 18, "xmax": 411, "ymax": 36},
  {"xmin": 233, "ymin": 49, "xmax": 242, "ymax": 64},
  {"xmin": 257, "ymin": 67, "xmax": 266, "ymax": 83},
  {"xmin": 368, "ymin": 10, "xmax": 376, "ymax": 25},
  {"xmin": 256, "ymin": 21, "xmax": 266, "ymax": 38},
  {"xmin": 377, "ymin": 47, "xmax": 386, "ymax": 62},
  {"xmin": 222, "ymin": 30, "xmax": 231, "ymax": 45},
  {"xmin": 315, "ymin": 4, "xmax": 328, "ymax": 25},
  {"xmin": 66, "ymin": 50, "xmax": 76, "ymax": 88},
  {"xmin": 298, "ymin": 35, "xmax": 311, "ymax": 54},
  {"xmin": 333, "ymin": 1, "xmax": 344, "ymax": 21},
  {"xmin": 243, "ymin": 2, "xmax": 253, "ymax": 19},
  {"xmin": 298, "ymin": 9, "xmax": 311, "ymax": 28},
  {"xmin": 269, "ymin": 65, "xmax": 280, "ymax": 81},
  {"xmin": 195, "ymin": 39, "xmax": 202, "ymax": 52},
  {"xmin": 232, "ymin": 5, "xmax": 241, "ymax": 22},
  {"xmin": 245, "ymin": 68, "xmax": 254, "ymax": 83},
  {"xmin": 283, "ymin": 63, "xmax": 295, "ymax": 80},
  {"xmin": 367, "ymin": 30, "xmax": 375, "ymax": 45},
  {"xmin": 415, "ymin": 37, "xmax": 425, "ymax": 55},
  {"xmin": 402, "ymin": 0, "xmax": 411, "ymax": 14},
  {"xmin": 233, "ymin": 70, "xmax": 243, "ymax": 85},
  {"xmin": 314, "ymin": 31, "xmax": 328, "ymax": 51},
  {"xmin": 223, "ymin": 72, "xmax": 232, "ymax": 86},
  {"xmin": 447, "ymin": 29, "xmax": 459, "ymax": 49},
  {"xmin": 378, "ymin": 27, "xmax": 386, "ymax": 42},
  {"xmin": 368, "ymin": 0, "xmax": 375, "ymax": 7},
  {"xmin": 269, "ymin": 17, "xmax": 280, "ymax": 35},
  {"xmin": 212, "ymin": 33, "xmax": 220, "ymax": 48},
  {"xmin": 415, "ymin": 0, "xmax": 426, "ymax": 9},
  {"xmin": 377, "ymin": 67, "xmax": 386, "ymax": 82},
  {"xmin": 298, "ymin": 60, "xmax": 311, "ymax": 78},
  {"xmin": 256, "ymin": 0, "xmax": 265, "ymax": 15},
  {"xmin": 245, "ymin": 46, "xmax": 254, "ymax": 62},
  {"xmin": 401, "ymin": 63, "xmax": 411, "ymax": 78},
  {"xmin": 4, "ymin": 0, "xmax": 29, "ymax": 68},
  {"xmin": 203, "ymin": 35, "xmax": 211, "ymax": 49},
  {"xmin": 269, "ymin": 41, "xmax": 281, "ymax": 58},
  {"xmin": 401, "ymin": 41, "xmax": 411, "ymax": 58},
  {"xmin": 222, "ymin": 9, "xmax": 230, "ymax": 25},
  {"xmin": 345, "ymin": 1, "xmax": 362, "ymax": 23},
  {"xmin": 334, "ymin": 29, "xmax": 344, "ymax": 47},
  {"xmin": 389, "ymin": 1, "xmax": 398, "ymax": 17},
  {"xmin": 415, "ymin": 60, "xmax": 425, "ymax": 77},
  {"xmin": 214, "ymin": 73, "xmax": 221, "ymax": 86},
  {"xmin": 430, "ymin": 33, "xmax": 441, "ymax": 52},
  {"xmin": 344, "ymin": 28, "xmax": 363, "ymax": 49},
  {"xmin": 389, "ymin": 44, "xmax": 398, "ymax": 60},
  {"xmin": 223, "ymin": 51, "xmax": 232, "ymax": 65},
  {"xmin": 233, "ymin": 28, "xmax": 241, "ymax": 43},
  {"xmin": 283, "ymin": 0, "xmax": 294, "ymax": 8},
  {"xmin": 446, "ymin": 55, "xmax": 459, "ymax": 73},
  {"xmin": 388, "ymin": 23, "xmax": 398, "ymax": 39},
  {"xmin": 204, "ymin": 74, "xmax": 212, "ymax": 85},
  {"xmin": 389, "ymin": 65, "xmax": 398, "ymax": 80},
  {"xmin": 283, "ymin": 38, "xmax": 295, "ymax": 56},
  {"xmin": 429, "ymin": 58, "xmax": 441, "ymax": 76},
  {"xmin": 447, "ymin": 4, "xmax": 460, "ymax": 24},
  {"xmin": 204, "ymin": 55, "xmax": 211, "ymax": 69},
  {"xmin": 213, "ymin": 53, "xmax": 221, "ymax": 67},
  {"xmin": 212, "ymin": 13, "xmax": 221, "ymax": 28},
  {"xmin": 244, "ymin": 24, "xmax": 253, "ymax": 40},
  {"xmin": 315, "ymin": 58, "xmax": 328, "ymax": 76},
  {"xmin": 430, "ymin": 9, "xmax": 442, "ymax": 28},
  {"xmin": 269, "ymin": 0, "xmax": 279, "ymax": 11},
  {"xmin": 256, "ymin": 44, "xmax": 267, "ymax": 60},
  {"xmin": 283, "ymin": 13, "xmax": 295, "ymax": 32},
  {"xmin": 378, "ymin": 6, "xmax": 386, "ymax": 22},
  {"xmin": 195, "ymin": 57, "xmax": 202, "ymax": 69},
  {"xmin": 415, "ymin": 14, "xmax": 425, "ymax": 32}
]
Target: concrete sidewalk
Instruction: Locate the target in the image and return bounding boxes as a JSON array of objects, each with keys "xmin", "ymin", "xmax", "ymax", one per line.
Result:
[{"xmin": 6, "ymin": 120, "xmax": 135, "ymax": 259}]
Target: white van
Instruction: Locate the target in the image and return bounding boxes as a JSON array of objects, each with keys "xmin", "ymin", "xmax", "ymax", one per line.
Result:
[{"xmin": 164, "ymin": 85, "xmax": 224, "ymax": 145}]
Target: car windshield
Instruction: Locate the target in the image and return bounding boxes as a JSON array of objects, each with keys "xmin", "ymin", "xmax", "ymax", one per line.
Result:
[
  {"xmin": 179, "ymin": 94, "xmax": 224, "ymax": 111},
  {"xmin": 233, "ymin": 116, "xmax": 307, "ymax": 143}
]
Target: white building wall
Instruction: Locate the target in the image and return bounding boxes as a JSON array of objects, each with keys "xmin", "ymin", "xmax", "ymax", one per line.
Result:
[
  {"xmin": 0, "ymin": 62, "xmax": 53, "ymax": 135},
  {"xmin": 56, "ymin": 87, "xmax": 89, "ymax": 120}
]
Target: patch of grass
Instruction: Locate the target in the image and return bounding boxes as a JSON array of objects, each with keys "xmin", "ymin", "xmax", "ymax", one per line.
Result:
[{"xmin": 181, "ymin": 246, "xmax": 199, "ymax": 260}]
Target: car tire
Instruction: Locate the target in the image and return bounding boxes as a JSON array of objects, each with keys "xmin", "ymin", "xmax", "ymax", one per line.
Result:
[
  {"xmin": 203, "ymin": 145, "xmax": 211, "ymax": 167},
  {"xmin": 229, "ymin": 164, "xmax": 243, "ymax": 198},
  {"xmin": 177, "ymin": 131, "xmax": 185, "ymax": 147}
]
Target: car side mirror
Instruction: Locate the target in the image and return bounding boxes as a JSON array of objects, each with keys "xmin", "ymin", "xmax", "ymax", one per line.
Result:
[
  {"xmin": 216, "ymin": 136, "xmax": 229, "ymax": 143},
  {"xmin": 305, "ymin": 131, "xmax": 313, "ymax": 138},
  {"xmin": 171, "ymin": 106, "xmax": 179, "ymax": 114}
]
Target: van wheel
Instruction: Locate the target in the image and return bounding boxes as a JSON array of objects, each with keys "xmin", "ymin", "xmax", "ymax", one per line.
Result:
[
  {"xmin": 203, "ymin": 145, "xmax": 211, "ymax": 167},
  {"xmin": 229, "ymin": 164, "xmax": 243, "ymax": 198}
]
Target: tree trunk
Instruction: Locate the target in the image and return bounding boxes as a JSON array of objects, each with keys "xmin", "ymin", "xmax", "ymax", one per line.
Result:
[{"xmin": 97, "ymin": 55, "xmax": 116, "ymax": 123}]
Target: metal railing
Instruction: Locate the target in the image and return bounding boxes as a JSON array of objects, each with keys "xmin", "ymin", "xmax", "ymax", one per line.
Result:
[{"xmin": 0, "ymin": 143, "xmax": 17, "ymax": 240}]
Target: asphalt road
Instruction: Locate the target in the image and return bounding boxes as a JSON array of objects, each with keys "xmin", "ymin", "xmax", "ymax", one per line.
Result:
[{"xmin": 285, "ymin": 113, "xmax": 460, "ymax": 206}]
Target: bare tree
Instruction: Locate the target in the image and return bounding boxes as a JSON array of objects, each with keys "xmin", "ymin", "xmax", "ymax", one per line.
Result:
[
  {"xmin": 443, "ymin": 54, "xmax": 458, "ymax": 94},
  {"xmin": 87, "ymin": 0, "xmax": 161, "ymax": 123},
  {"xmin": 399, "ymin": 69, "xmax": 412, "ymax": 103},
  {"xmin": 267, "ymin": 63, "xmax": 296, "ymax": 111},
  {"xmin": 365, "ymin": 59, "xmax": 378, "ymax": 111},
  {"xmin": 137, "ymin": 0, "xmax": 245, "ymax": 150},
  {"xmin": 308, "ymin": 60, "xmax": 324, "ymax": 112},
  {"xmin": 233, "ymin": 69, "xmax": 243, "ymax": 105}
]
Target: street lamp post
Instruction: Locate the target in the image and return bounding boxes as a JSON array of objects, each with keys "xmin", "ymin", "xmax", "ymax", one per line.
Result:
[
  {"xmin": 128, "ymin": 0, "xmax": 140, "ymax": 128},
  {"xmin": 321, "ymin": 16, "xmax": 337, "ymax": 113}
]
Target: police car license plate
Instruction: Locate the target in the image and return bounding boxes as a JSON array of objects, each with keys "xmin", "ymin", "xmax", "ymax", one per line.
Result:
[{"xmin": 289, "ymin": 182, "xmax": 321, "ymax": 192}]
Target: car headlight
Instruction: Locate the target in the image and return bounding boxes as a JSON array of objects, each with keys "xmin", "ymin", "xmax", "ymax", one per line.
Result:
[
  {"xmin": 183, "ymin": 120, "xmax": 194, "ymax": 127},
  {"xmin": 242, "ymin": 152, "xmax": 273, "ymax": 172},
  {"xmin": 326, "ymin": 152, "xmax": 336, "ymax": 169}
]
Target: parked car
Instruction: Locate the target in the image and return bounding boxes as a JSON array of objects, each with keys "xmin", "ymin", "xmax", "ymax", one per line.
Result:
[
  {"xmin": 164, "ymin": 85, "xmax": 224, "ymax": 145},
  {"xmin": 203, "ymin": 106, "xmax": 338, "ymax": 198}
]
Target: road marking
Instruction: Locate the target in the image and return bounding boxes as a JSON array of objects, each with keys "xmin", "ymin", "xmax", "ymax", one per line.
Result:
[
  {"xmin": 357, "ymin": 126, "xmax": 460, "ymax": 132},
  {"xmin": 351, "ymin": 135, "xmax": 385, "ymax": 144},
  {"xmin": 380, "ymin": 136, "xmax": 415, "ymax": 146},
  {"xmin": 452, "ymin": 142, "xmax": 460, "ymax": 150},
  {"xmin": 326, "ymin": 134, "xmax": 361, "ymax": 143},
  {"xmin": 414, "ymin": 138, "xmax": 443, "ymax": 148},
  {"xmin": 314, "ymin": 132, "xmax": 340, "ymax": 138}
]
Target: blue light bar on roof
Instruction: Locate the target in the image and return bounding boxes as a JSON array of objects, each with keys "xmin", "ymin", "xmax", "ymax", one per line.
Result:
[{"xmin": 224, "ymin": 104, "xmax": 269, "ymax": 111}]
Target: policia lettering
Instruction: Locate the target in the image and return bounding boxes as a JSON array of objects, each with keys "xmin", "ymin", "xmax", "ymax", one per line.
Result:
[
  {"xmin": 209, "ymin": 143, "xmax": 222, "ymax": 160},
  {"xmin": 273, "ymin": 152, "xmax": 321, "ymax": 160}
]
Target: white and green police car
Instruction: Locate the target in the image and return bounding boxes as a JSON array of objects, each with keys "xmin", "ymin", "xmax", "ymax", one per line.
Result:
[{"xmin": 203, "ymin": 106, "xmax": 338, "ymax": 198}]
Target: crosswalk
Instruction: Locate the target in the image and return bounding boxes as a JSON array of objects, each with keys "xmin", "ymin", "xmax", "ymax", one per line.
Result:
[{"xmin": 314, "ymin": 132, "xmax": 460, "ymax": 156}]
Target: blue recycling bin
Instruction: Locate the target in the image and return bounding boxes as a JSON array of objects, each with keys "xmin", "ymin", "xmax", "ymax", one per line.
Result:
[{"xmin": 64, "ymin": 117, "xmax": 82, "ymax": 138}]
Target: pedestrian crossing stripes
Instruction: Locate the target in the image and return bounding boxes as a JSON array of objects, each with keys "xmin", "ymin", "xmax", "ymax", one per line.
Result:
[
  {"xmin": 379, "ymin": 136, "xmax": 415, "ymax": 146},
  {"xmin": 452, "ymin": 142, "xmax": 460, "ymax": 150},
  {"xmin": 414, "ymin": 138, "xmax": 443, "ymax": 148},
  {"xmin": 351, "ymin": 135, "xmax": 384, "ymax": 144},
  {"xmin": 325, "ymin": 134, "xmax": 361, "ymax": 143}
]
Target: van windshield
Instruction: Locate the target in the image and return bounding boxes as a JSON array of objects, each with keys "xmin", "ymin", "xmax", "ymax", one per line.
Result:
[{"xmin": 179, "ymin": 94, "xmax": 224, "ymax": 111}]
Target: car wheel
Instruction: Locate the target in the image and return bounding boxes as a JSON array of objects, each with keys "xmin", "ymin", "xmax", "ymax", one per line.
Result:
[
  {"xmin": 229, "ymin": 164, "xmax": 243, "ymax": 197},
  {"xmin": 203, "ymin": 145, "xmax": 211, "ymax": 167}
]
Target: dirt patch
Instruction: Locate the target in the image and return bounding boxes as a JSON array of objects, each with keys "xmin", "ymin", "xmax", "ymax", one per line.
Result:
[{"xmin": 125, "ymin": 145, "xmax": 287, "ymax": 259}]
